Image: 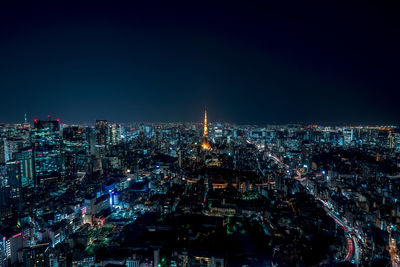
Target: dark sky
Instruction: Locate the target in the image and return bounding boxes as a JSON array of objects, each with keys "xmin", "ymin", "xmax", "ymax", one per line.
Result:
[{"xmin": 0, "ymin": 4, "xmax": 399, "ymax": 124}]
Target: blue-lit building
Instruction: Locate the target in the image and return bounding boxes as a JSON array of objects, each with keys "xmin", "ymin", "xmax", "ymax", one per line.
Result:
[
  {"xmin": 6, "ymin": 162, "xmax": 22, "ymax": 209},
  {"xmin": 144, "ymin": 125, "xmax": 153, "ymax": 138},
  {"xmin": 15, "ymin": 149, "xmax": 34, "ymax": 188},
  {"xmin": 31, "ymin": 120, "xmax": 61, "ymax": 186},
  {"xmin": 0, "ymin": 161, "xmax": 22, "ymax": 216}
]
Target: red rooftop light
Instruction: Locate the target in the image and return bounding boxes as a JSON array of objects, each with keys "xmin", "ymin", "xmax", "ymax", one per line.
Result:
[{"xmin": 12, "ymin": 233, "xmax": 22, "ymax": 238}]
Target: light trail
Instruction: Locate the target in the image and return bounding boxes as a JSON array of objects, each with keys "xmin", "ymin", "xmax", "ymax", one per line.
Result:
[
  {"xmin": 323, "ymin": 205, "xmax": 362, "ymax": 264},
  {"xmin": 345, "ymin": 237, "xmax": 354, "ymax": 261},
  {"xmin": 267, "ymin": 154, "xmax": 305, "ymax": 182},
  {"xmin": 248, "ymin": 140, "xmax": 361, "ymax": 264}
]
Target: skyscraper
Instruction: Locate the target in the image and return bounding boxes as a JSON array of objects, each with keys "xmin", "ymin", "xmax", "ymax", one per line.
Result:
[
  {"xmin": 343, "ymin": 128, "xmax": 354, "ymax": 146},
  {"xmin": 62, "ymin": 126, "xmax": 88, "ymax": 177},
  {"xmin": 110, "ymin": 123, "xmax": 122, "ymax": 145},
  {"xmin": 201, "ymin": 110, "xmax": 212, "ymax": 150},
  {"xmin": 95, "ymin": 120, "xmax": 109, "ymax": 147},
  {"xmin": 0, "ymin": 139, "xmax": 5, "ymax": 164},
  {"xmin": 15, "ymin": 150, "xmax": 34, "ymax": 188},
  {"xmin": 31, "ymin": 119, "xmax": 61, "ymax": 185},
  {"xmin": 6, "ymin": 162, "xmax": 22, "ymax": 211},
  {"xmin": 87, "ymin": 127, "xmax": 97, "ymax": 156},
  {"xmin": 0, "ymin": 162, "xmax": 23, "ymax": 214}
]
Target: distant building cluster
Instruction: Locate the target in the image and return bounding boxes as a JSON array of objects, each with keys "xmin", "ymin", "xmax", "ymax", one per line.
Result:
[{"xmin": 0, "ymin": 113, "xmax": 399, "ymax": 266}]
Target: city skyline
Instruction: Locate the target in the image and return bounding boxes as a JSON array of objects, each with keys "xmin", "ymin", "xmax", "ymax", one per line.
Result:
[
  {"xmin": 6, "ymin": 112, "xmax": 399, "ymax": 128},
  {"xmin": 0, "ymin": 109, "xmax": 398, "ymax": 266}
]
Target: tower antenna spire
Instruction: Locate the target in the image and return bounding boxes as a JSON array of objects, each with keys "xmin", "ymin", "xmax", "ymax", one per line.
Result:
[{"xmin": 201, "ymin": 108, "xmax": 211, "ymax": 150}]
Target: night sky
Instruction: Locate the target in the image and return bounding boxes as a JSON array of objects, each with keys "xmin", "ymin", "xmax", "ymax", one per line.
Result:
[{"xmin": 0, "ymin": 4, "xmax": 399, "ymax": 124}]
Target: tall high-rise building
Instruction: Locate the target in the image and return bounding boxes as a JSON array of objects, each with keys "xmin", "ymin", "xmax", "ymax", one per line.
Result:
[
  {"xmin": 15, "ymin": 150, "xmax": 34, "ymax": 188},
  {"xmin": 201, "ymin": 109, "xmax": 212, "ymax": 150},
  {"xmin": 110, "ymin": 123, "xmax": 121, "ymax": 145},
  {"xmin": 6, "ymin": 161, "xmax": 22, "ymax": 212},
  {"xmin": 3, "ymin": 138, "xmax": 24, "ymax": 162},
  {"xmin": 144, "ymin": 125, "xmax": 153, "ymax": 139},
  {"xmin": 178, "ymin": 150, "xmax": 182, "ymax": 168},
  {"xmin": 62, "ymin": 126, "xmax": 88, "ymax": 177},
  {"xmin": 0, "ymin": 139, "xmax": 5, "ymax": 164},
  {"xmin": 95, "ymin": 120, "xmax": 109, "ymax": 147},
  {"xmin": 87, "ymin": 127, "xmax": 97, "ymax": 156},
  {"xmin": 343, "ymin": 128, "xmax": 354, "ymax": 146},
  {"xmin": 31, "ymin": 120, "xmax": 61, "ymax": 185},
  {"xmin": 388, "ymin": 130, "xmax": 395, "ymax": 150},
  {"xmin": 95, "ymin": 120, "xmax": 108, "ymax": 160},
  {"xmin": 0, "ymin": 162, "xmax": 22, "ymax": 214}
]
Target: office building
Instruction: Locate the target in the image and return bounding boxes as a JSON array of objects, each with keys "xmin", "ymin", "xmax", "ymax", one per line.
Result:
[{"xmin": 31, "ymin": 120, "xmax": 61, "ymax": 185}]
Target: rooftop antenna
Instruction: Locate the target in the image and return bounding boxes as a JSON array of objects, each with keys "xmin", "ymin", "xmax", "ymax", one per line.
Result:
[{"xmin": 24, "ymin": 113, "xmax": 27, "ymax": 124}]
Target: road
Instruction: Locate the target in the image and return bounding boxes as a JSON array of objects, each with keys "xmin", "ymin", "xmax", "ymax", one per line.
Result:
[
  {"xmin": 322, "ymin": 205, "xmax": 361, "ymax": 264},
  {"xmin": 249, "ymin": 141, "xmax": 361, "ymax": 264}
]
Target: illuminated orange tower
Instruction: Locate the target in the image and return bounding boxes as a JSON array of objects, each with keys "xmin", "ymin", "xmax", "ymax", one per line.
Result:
[{"xmin": 201, "ymin": 109, "xmax": 212, "ymax": 150}]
